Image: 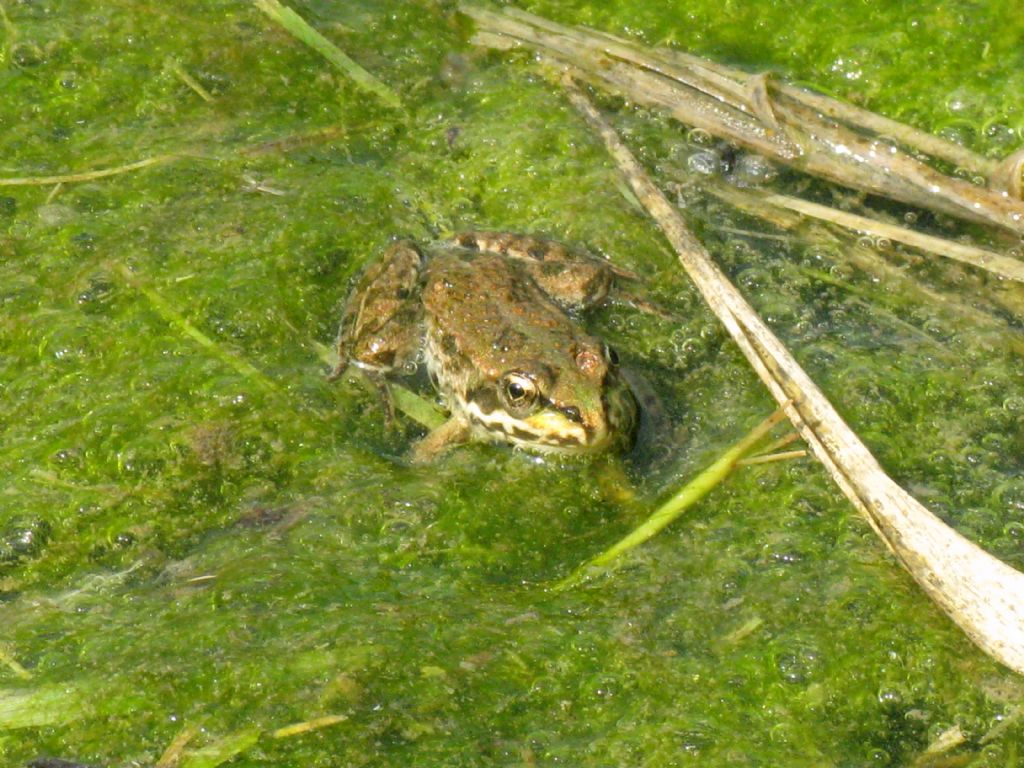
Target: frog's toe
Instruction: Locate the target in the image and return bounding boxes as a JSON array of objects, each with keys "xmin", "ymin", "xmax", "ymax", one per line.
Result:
[
  {"xmin": 408, "ymin": 417, "xmax": 472, "ymax": 463},
  {"xmin": 327, "ymin": 357, "xmax": 350, "ymax": 381},
  {"xmin": 362, "ymin": 372, "xmax": 398, "ymax": 426}
]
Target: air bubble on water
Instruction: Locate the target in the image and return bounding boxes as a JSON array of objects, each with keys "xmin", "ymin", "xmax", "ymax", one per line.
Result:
[
  {"xmin": 946, "ymin": 87, "xmax": 982, "ymax": 114},
  {"xmin": 877, "ymin": 688, "xmax": 904, "ymax": 708},
  {"xmin": 687, "ymin": 150, "xmax": 723, "ymax": 176},
  {"xmin": 984, "ymin": 122, "xmax": 1016, "ymax": 147},
  {"xmin": 731, "ymin": 154, "xmax": 778, "ymax": 187},
  {"xmin": 687, "ymin": 128, "xmax": 713, "ymax": 146}
]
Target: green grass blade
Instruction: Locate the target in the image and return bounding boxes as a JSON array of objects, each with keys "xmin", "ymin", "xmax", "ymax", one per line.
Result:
[
  {"xmin": 554, "ymin": 406, "xmax": 790, "ymax": 590},
  {"xmin": 0, "ymin": 685, "xmax": 85, "ymax": 729},
  {"xmin": 0, "ymin": 155, "xmax": 176, "ymax": 186},
  {"xmin": 116, "ymin": 264, "xmax": 280, "ymax": 394},
  {"xmin": 310, "ymin": 339, "xmax": 446, "ymax": 430},
  {"xmin": 179, "ymin": 729, "xmax": 261, "ymax": 768},
  {"xmin": 253, "ymin": 0, "xmax": 402, "ymax": 109}
]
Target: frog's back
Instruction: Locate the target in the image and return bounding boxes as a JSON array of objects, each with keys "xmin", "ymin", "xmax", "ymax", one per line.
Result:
[{"xmin": 422, "ymin": 250, "xmax": 585, "ymax": 380}]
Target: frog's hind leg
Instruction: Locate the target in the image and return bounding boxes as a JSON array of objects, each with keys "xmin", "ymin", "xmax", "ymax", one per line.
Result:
[
  {"xmin": 450, "ymin": 231, "xmax": 617, "ymax": 311},
  {"xmin": 451, "ymin": 231, "xmax": 678, "ymax": 320}
]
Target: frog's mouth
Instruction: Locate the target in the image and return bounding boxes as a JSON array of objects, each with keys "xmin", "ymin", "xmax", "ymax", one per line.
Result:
[
  {"xmin": 462, "ymin": 385, "xmax": 637, "ymax": 453},
  {"xmin": 463, "ymin": 399, "xmax": 588, "ymax": 449}
]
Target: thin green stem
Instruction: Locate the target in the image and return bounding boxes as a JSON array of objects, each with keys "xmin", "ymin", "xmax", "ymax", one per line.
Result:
[
  {"xmin": 0, "ymin": 646, "xmax": 31, "ymax": 681},
  {"xmin": 737, "ymin": 448, "xmax": 806, "ymax": 466},
  {"xmin": 252, "ymin": 0, "xmax": 401, "ymax": 109},
  {"xmin": 0, "ymin": 2, "xmax": 15, "ymax": 65},
  {"xmin": 553, "ymin": 406, "xmax": 789, "ymax": 591},
  {"xmin": 167, "ymin": 58, "xmax": 215, "ymax": 102},
  {"xmin": 179, "ymin": 728, "xmax": 260, "ymax": 768}
]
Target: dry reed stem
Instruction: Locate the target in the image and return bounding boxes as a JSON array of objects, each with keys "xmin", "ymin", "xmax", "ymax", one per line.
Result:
[
  {"xmin": 706, "ymin": 180, "xmax": 1024, "ymax": 350},
  {"xmin": 755, "ymin": 191, "xmax": 1024, "ymax": 283},
  {"xmin": 563, "ymin": 75, "xmax": 1024, "ymax": 675},
  {"xmin": 771, "ymin": 80, "xmax": 995, "ymax": 176},
  {"xmin": 463, "ymin": 5, "xmax": 1024, "ymax": 235}
]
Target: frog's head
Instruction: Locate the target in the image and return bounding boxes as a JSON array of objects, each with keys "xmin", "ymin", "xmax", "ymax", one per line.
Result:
[{"xmin": 462, "ymin": 340, "xmax": 638, "ymax": 454}]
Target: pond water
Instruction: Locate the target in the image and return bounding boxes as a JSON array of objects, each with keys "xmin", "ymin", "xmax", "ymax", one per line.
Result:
[{"xmin": 2, "ymin": 0, "xmax": 1023, "ymax": 765}]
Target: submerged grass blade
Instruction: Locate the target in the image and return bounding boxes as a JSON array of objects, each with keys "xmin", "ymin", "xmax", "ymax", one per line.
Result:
[
  {"xmin": 179, "ymin": 729, "xmax": 261, "ymax": 768},
  {"xmin": 554, "ymin": 407, "xmax": 789, "ymax": 591},
  {"xmin": 0, "ymin": 4, "xmax": 16, "ymax": 65},
  {"xmin": 737, "ymin": 448, "xmax": 806, "ymax": 466},
  {"xmin": 115, "ymin": 264, "xmax": 279, "ymax": 394},
  {"xmin": 310, "ymin": 339, "xmax": 446, "ymax": 430},
  {"xmin": 156, "ymin": 724, "xmax": 199, "ymax": 768},
  {"xmin": 271, "ymin": 713, "xmax": 348, "ymax": 739},
  {"xmin": 0, "ymin": 684, "xmax": 86, "ymax": 729},
  {"xmin": 0, "ymin": 646, "xmax": 31, "ymax": 681},
  {"xmin": 166, "ymin": 58, "xmax": 215, "ymax": 103},
  {"xmin": 253, "ymin": 0, "xmax": 401, "ymax": 109},
  {"xmin": 388, "ymin": 381, "xmax": 447, "ymax": 430},
  {"xmin": 0, "ymin": 155, "xmax": 176, "ymax": 186},
  {"xmin": 171, "ymin": 715, "xmax": 346, "ymax": 767}
]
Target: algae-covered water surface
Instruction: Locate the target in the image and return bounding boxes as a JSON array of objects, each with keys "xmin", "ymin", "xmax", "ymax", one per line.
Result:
[{"xmin": 2, "ymin": 0, "xmax": 1024, "ymax": 765}]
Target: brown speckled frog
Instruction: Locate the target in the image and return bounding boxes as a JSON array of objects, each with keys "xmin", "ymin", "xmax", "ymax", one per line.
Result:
[{"xmin": 332, "ymin": 232, "xmax": 640, "ymax": 462}]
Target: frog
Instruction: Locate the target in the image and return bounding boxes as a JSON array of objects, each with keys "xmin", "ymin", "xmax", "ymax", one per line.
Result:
[{"xmin": 331, "ymin": 231, "xmax": 640, "ymax": 462}]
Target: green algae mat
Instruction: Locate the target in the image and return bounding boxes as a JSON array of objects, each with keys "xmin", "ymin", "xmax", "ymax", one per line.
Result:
[{"xmin": 2, "ymin": 1, "xmax": 1024, "ymax": 765}]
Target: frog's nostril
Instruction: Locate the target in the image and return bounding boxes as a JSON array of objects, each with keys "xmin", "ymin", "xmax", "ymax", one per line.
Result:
[{"xmin": 562, "ymin": 406, "xmax": 582, "ymax": 423}]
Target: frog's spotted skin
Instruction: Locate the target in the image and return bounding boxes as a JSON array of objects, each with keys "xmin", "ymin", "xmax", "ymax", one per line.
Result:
[{"xmin": 334, "ymin": 232, "xmax": 638, "ymax": 461}]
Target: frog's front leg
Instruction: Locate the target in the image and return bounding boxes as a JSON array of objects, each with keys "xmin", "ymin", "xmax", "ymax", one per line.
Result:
[
  {"xmin": 409, "ymin": 415, "xmax": 472, "ymax": 464},
  {"xmin": 332, "ymin": 240, "xmax": 425, "ymax": 379},
  {"xmin": 332, "ymin": 240, "xmax": 426, "ymax": 425}
]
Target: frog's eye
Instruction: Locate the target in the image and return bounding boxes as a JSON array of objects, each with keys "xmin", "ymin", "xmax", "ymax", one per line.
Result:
[{"xmin": 501, "ymin": 372, "xmax": 539, "ymax": 413}]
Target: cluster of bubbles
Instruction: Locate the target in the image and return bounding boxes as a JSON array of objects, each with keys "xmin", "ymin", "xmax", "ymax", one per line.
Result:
[
  {"xmin": 685, "ymin": 146, "xmax": 780, "ymax": 188},
  {"xmin": 661, "ymin": 128, "xmax": 780, "ymax": 190}
]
